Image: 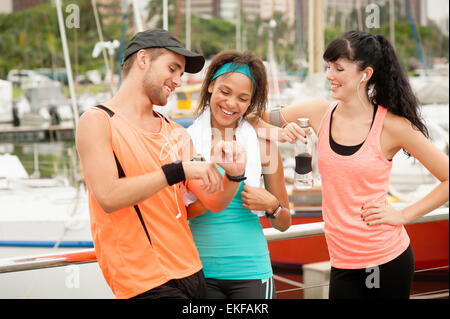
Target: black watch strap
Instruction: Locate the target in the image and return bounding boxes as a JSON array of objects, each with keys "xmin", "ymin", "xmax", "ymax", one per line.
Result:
[
  {"xmin": 265, "ymin": 203, "xmax": 283, "ymax": 219},
  {"xmin": 225, "ymin": 172, "xmax": 247, "ymax": 182}
]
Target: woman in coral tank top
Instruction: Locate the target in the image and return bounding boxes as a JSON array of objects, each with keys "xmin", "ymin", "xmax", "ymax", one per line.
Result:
[{"xmin": 256, "ymin": 31, "xmax": 449, "ymax": 299}]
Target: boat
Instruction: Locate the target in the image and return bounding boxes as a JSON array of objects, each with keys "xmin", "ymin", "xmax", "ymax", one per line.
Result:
[
  {"xmin": 154, "ymin": 84, "xmax": 201, "ymax": 128},
  {"xmin": 0, "ymin": 80, "xmax": 13, "ymax": 124},
  {"xmin": 15, "ymin": 86, "xmax": 75, "ymax": 127},
  {"xmin": 0, "ymin": 153, "xmax": 114, "ymax": 298},
  {"xmin": 0, "ymin": 153, "xmax": 91, "ymax": 250}
]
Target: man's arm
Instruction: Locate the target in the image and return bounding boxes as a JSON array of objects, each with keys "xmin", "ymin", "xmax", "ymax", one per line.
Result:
[
  {"xmin": 76, "ymin": 110, "xmax": 225, "ymax": 213},
  {"xmin": 76, "ymin": 110, "xmax": 171, "ymax": 213}
]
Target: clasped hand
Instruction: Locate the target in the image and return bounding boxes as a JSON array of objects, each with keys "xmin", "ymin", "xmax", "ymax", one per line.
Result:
[
  {"xmin": 241, "ymin": 185, "xmax": 278, "ymax": 214},
  {"xmin": 278, "ymin": 122, "xmax": 310, "ymax": 144},
  {"xmin": 183, "ymin": 140, "xmax": 247, "ymax": 193}
]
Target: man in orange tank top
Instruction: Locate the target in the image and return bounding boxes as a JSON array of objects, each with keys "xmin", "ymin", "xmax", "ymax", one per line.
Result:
[{"xmin": 76, "ymin": 29, "xmax": 247, "ymax": 299}]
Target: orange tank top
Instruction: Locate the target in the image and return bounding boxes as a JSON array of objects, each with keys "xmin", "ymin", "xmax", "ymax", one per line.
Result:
[
  {"xmin": 317, "ymin": 102, "xmax": 410, "ymax": 269},
  {"xmin": 84, "ymin": 106, "xmax": 202, "ymax": 298}
]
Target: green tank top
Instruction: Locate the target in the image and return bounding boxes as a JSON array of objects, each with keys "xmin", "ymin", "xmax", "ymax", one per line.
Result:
[{"xmin": 189, "ymin": 167, "xmax": 273, "ymax": 280}]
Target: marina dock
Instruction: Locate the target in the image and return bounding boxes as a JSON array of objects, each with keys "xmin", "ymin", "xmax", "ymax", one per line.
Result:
[{"xmin": 0, "ymin": 123, "xmax": 75, "ymax": 143}]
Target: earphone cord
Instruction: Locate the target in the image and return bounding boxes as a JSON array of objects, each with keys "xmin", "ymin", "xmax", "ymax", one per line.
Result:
[
  {"xmin": 160, "ymin": 133, "xmax": 183, "ymax": 220},
  {"xmin": 357, "ymin": 78, "xmax": 373, "ymax": 114}
]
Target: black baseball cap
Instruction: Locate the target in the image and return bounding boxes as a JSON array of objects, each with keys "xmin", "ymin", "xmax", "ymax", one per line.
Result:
[{"xmin": 122, "ymin": 28, "xmax": 205, "ymax": 74}]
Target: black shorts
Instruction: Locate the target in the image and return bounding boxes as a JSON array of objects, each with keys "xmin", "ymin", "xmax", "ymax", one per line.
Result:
[
  {"xmin": 329, "ymin": 244, "xmax": 415, "ymax": 299},
  {"xmin": 205, "ymin": 277, "xmax": 276, "ymax": 299},
  {"xmin": 131, "ymin": 269, "xmax": 207, "ymax": 299}
]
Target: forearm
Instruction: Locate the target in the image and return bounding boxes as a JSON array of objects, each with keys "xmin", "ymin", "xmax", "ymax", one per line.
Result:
[
  {"xmin": 269, "ymin": 207, "xmax": 291, "ymax": 232},
  {"xmin": 401, "ymin": 180, "xmax": 449, "ymax": 224},
  {"xmin": 263, "ymin": 193, "xmax": 291, "ymax": 232},
  {"xmin": 188, "ymin": 176, "xmax": 241, "ymax": 213},
  {"xmin": 186, "ymin": 200, "xmax": 207, "ymax": 220},
  {"xmin": 94, "ymin": 170, "xmax": 168, "ymax": 213}
]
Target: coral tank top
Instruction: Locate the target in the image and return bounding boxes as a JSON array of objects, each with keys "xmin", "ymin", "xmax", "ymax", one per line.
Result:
[{"xmin": 317, "ymin": 102, "xmax": 410, "ymax": 269}]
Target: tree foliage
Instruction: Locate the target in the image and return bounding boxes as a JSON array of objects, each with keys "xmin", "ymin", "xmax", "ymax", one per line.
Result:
[
  {"xmin": 0, "ymin": 0, "xmax": 122, "ymax": 78},
  {"xmin": 0, "ymin": 0, "xmax": 447, "ymax": 79}
]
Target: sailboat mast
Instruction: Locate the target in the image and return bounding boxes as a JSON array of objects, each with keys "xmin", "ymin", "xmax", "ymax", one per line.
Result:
[
  {"xmin": 55, "ymin": 0, "xmax": 79, "ymax": 128},
  {"xmin": 92, "ymin": 0, "xmax": 115, "ymax": 93},
  {"xmin": 308, "ymin": 0, "xmax": 324, "ymax": 74},
  {"xmin": 404, "ymin": 0, "xmax": 427, "ymax": 75},
  {"xmin": 236, "ymin": 0, "xmax": 241, "ymax": 51},
  {"xmin": 163, "ymin": 0, "xmax": 169, "ymax": 30},
  {"xmin": 131, "ymin": 0, "xmax": 144, "ymax": 32},
  {"xmin": 186, "ymin": 0, "xmax": 191, "ymax": 50},
  {"xmin": 296, "ymin": 0, "xmax": 304, "ymax": 59}
]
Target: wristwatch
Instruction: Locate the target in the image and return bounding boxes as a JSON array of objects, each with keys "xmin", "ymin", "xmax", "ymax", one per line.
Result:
[
  {"xmin": 265, "ymin": 203, "xmax": 283, "ymax": 219},
  {"xmin": 225, "ymin": 172, "xmax": 247, "ymax": 182}
]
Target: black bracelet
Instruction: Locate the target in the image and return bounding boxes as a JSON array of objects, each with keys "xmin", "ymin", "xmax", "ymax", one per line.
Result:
[
  {"xmin": 162, "ymin": 160, "xmax": 186, "ymax": 186},
  {"xmin": 225, "ymin": 172, "xmax": 247, "ymax": 182},
  {"xmin": 265, "ymin": 203, "xmax": 283, "ymax": 219}
]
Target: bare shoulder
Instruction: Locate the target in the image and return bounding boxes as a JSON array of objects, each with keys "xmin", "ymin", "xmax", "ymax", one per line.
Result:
[
  {"xmin": 79, "ymin": 107, "xmax": 109, "ymax": 122},
  {"xmin": 78, "ymin": 108, "xmax": 110, "ymax": 131},
  {"xmin": 383, "ymin": 111, "xmax": 418, "ymax": 138},
  {"xmin": 76, "ymin": 108, "xmax": 111, "ymax": 149},
  {"xmin": 382, "ymin": 110, "xmax": 433, "ymax": 158}
]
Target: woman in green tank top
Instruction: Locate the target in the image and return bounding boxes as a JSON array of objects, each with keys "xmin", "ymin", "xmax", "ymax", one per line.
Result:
[{"xmin": 185, "ymin": 50, "xmax": 291, "ymax": 299}]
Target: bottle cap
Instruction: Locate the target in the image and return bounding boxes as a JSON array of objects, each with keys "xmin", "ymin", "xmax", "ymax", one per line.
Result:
[{"xmin": 297, "ymin": 118, "xmax": 309, "ymax": 128}]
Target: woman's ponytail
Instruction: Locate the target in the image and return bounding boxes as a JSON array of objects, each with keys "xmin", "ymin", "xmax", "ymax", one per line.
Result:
[{"xmin": 370, "ymin": 34, "xmax": 429, "ymax": 141}]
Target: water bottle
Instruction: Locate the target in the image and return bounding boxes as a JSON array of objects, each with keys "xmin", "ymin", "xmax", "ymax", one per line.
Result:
[{"xmin": 294, "ymin": 118, "xmax": 313, "ymax": 190}]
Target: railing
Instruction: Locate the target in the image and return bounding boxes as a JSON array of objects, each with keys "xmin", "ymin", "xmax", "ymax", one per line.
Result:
[
  {"xmin": 0, "ymin": 207, "xmax": 447, "ymax": 275},
  {"xmin": 264, "ymin": 206, "xmax": 449, "ymax": 241},
  {"xmin": 268, "ymin": 207, "xmax": 449, "ymax": 299}
]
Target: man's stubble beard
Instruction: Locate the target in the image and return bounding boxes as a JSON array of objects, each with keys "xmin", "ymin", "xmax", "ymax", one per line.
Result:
[{"xmin": 143, "ymin": 69, "xmax": 168, "ymax": 107}]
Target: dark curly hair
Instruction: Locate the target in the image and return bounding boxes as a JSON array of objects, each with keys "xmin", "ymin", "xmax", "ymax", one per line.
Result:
[
  {"xmin": 323, "ymin": 31, "xmax": 429, "ymax": 151},
  {"xmin": 196, "ymin": 50, "xmax": 268, "ymax": 119}
]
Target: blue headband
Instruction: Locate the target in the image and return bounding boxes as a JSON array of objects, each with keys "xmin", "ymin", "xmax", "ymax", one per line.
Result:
[{"xmin": 212, "ymin": 62, "xmax": 256, "ymax": 95}]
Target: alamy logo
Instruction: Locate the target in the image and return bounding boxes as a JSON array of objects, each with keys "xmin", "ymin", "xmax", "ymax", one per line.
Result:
[
  {"xmin": 365, "ymin": 266, "xmax": 380, "ymax": 289},
  {"xmin": 65, "ymin": 4, "xmax": 80, "ymax": 29},
  {"xmin": 65, "ymin": 265, "xmax": 80, "ymax": 289},
  {"xmin": 365, "ymin": 4, "xmax": 380, "ymax": 29}
]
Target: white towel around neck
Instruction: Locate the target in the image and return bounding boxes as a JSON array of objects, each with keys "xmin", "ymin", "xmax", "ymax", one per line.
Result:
[{"xmin": 186, "ymin": 108, "xmax": 264, "ymax": 216}]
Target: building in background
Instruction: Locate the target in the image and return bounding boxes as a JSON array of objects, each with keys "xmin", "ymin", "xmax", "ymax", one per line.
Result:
[
  {"xmin": 189, "ymin": 0, "xmax": 220, "ymax": 19},
  {"xmin": 0, "ymin": 0, "xmax": 13, "ymax": 13},
  {"xmin": 95, "ymin": 0, "xmax": 122, "ymax": 18},
  {"xmin": 12, "ymin": 0, "xmax": 46, "ymax": 12},
  {"xmin": 187, "ymin": 0, "xmax": 295, "ymax": 24}
]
